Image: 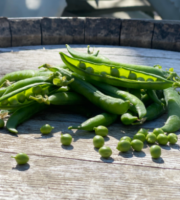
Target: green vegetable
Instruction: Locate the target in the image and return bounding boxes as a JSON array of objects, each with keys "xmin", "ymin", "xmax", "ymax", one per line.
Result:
[
  {"xmin": 153, "ymin": 128, "xmax": 164, "ymax": 137},
  {"xmin": 40, "ymin": 124, "xmax": 54, "ymax": 134},
  {"xmin": 146, "ymin": 133, "xmax": 156, "ymax": 144},
  {"xmin": 133, "ymin": 133, "xmax": 146, "ymax": 142},
  {"xmin": 99, "ymin": 146, "xmax": 112, "ymax": 158},
  {"xmin": 121, "ymin": 112, "xmax": 138, "ymax": 125},
  {"xmin": 157, "ymin": 134, "xmax": 168, "ymax": 145},
  {"xmin": 131, "ymin": 139, "xmax": 143, "ymax": 151},
  {"xmin": 120, "ymin": 136, "xmax": 132, "ymax": 142},
  {"xmin": 150, "ymin": 145, "xmax": 161, "ymax": 159},
  {"xmin": 93, "ymin": 135, "xmax": 104, "ymax": 148},
  {"xmin": 61, "ymin": 134, "xmax": 72, "ymax": 146},
  {"xmin": 168, "ymin": 133, "xmax": 178, "ymax": 144},
  {"xmin": 137, "ymin": 128, "xmax": 148, "ymax": 137},
  {"xmin": 11, "ymin": 153, "xmax": 29, "ymax": 165},
  {"xmin": 116, "ymin": 140, "xmax": 131, "ymax": 152},
  {"xmin": 94, "ymin": 126, "xmax": 108, "ymax": 137},
  {"xmin": 68, "ymin": 112, "xmax": 117, "ymax": 131}
]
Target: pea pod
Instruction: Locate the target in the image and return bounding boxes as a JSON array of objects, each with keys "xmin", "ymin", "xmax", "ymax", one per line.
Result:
[
  {"xmin": 43, "ymin": 67, "xmax": 130, "ymax": 115},
  {"xmin": 68, "ymin": 112, "xmax": 117, "ymax": 131},
  {"xmin": 161, "ymin": 87, "xmax": 180, "ymax": 132},
  {"xmin": 146, "ymin": 90, "xmax": 164, "ymax": 107},
  {"xmin": 121, "ymin": 112, "xmax": 138, "ymax": 125},
  {"xmin": 0, "ymin": 69, "xmax": 53, "ymax": 86},
  {"xmin": 29, "ymin": 92, "xmax": 86, "ymax": 105},
  {"xmin": 0, "ymin": 88, "xmax": 6, "ymax": 97},
  {"xmin": 6, "ymin": 102, "xmax": 47, "ymax": 134},
  {"xmin": 66, "ymin": 44, "xmax": 176, "ymax": 80},
  {"xmin": 92, "ymin": 81, "xmax": 146, "ymax": 119},
  {"xmin": 60, "ymin": 52, "xmax": 175, "ymax": 90}
]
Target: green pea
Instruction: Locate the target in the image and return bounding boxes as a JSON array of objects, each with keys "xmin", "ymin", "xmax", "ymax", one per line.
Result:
[
  {"xmin": 111, "ymin": 68, "xmax": 120, "ymax": 77},
  {"xmin": 157, "ymin": 134, "xmax": 168, "ymax": 145},
  {"xmin": 61, "ymin": 133, "xmax": 72, "ymax": 146},
  {"xmin": 153, "ymin": 128, "xmax": 164, "ymax": 137},
  {"xmin": 93, "ymin": 135, "xmax": 104, "ymax": 148},
  {"xmin": 32, "ymin": 85, "xmax": 42, "ymax": 95},
  {"xmin": 168, "ymin": 133, "xmax": 178, "ymax": 144},
  {"xmin": 94, "ymin": 126, "xmax": 108, "ymax": 137},
  {"xmin": 99, "ymin": 146, "xmax": 112, "ymax": 158},
  {"xmin": 17, "ymin": 92, "xmax": 26, "ymax": 103},
  {"xmin": 0, "ymin": 119, "xmax": 4, "ymax": 128},
  {"xmin": 11, "ymin": 153, "xmax": 29, "ymax": 165},
  {"xmin": 150, "ymin": 145, "xmax": 161, "ymax": 159},
  {"xmin": 9, "ymin": 97, "xmax": 19, "ymax": 106},
  {"xmin": 128, "ymin": 72, "xmax": 137, "ymax": 80},
  {"xmin": 40, "ymin": 124, "xmax": 54, "ymax": 134},
  {"xmin": 146, "ymin": 133, "xmax": 156, "ymax": 144},
  {"xmin": 101, "ymin": 71, "xmax": 108, "ymax": 76},
  {"xmin": 116, "ymin": 140, "xmax": 131, "ymax": 152},
  {"xmin": 137, "ymin": 128, "xmax": 149, "ymax": 137},
  {"xmin": 86, "ymin": 67, "xmax": 94, "ymax": 74},
  {"xmin": 120, "ymin": 136, "xmax": 132, "ymax": 142},
  {"xmin": 137, "ymin": 77, "xmax": 145, "ymax": 81},
  {"xmin": 1, "ymin": 99, "xmax": 9, "ymax": 106},
  {"xmin": 78, "ymin": 62, "xmax": 86, "ymax": 70},
  {"xmin": 133, "ymin": 133, "xmax": 146, "ymax": 142},
  {"xmin": 131, "ymin": 139, "xmax": 143, "ymax": 151},
  {"xmin": 147, "ymin": 78, "xmax": 154, "ymax": 82}
]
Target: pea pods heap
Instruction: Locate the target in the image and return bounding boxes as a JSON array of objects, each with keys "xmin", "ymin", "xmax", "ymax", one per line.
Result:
[{"xmin": 0, "ymin": 44, "xmax": 180, "ymax": 137}]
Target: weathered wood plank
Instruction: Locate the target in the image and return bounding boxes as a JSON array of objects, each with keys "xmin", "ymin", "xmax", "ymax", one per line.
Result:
[
  {"xmin": 120, "ymin": 19, "xmax": 154, "ymax": 48},
  {"xmin": 0, "ymin": 17, "xmax": 11, "ymax": 48},
  {"xmin": 9, "ymin": 19, "xmax": 41, "ymax": 47},
  {"xmin": 41, "ymin": 17, "xmax": 85, "ymax": 45},
  {"xmin": 85, "ymin": 18, "xmax": 121, "ymax": 45}
]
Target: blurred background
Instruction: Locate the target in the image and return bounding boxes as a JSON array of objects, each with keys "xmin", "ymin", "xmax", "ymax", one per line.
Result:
[{"xmin": 0, "ymin": 0, "xmax": 180, "ymax": 20}]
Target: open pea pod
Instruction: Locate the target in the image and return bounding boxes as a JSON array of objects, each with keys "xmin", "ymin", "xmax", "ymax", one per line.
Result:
[{"xmin": 60, "ymin": 52, "xmax": 177, "ymax": 90}]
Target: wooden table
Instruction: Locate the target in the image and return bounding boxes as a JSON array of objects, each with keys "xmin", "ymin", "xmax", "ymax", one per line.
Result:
[{"xmin": 0, "ymin": 45, "xmax": 180, "ymax": 200}]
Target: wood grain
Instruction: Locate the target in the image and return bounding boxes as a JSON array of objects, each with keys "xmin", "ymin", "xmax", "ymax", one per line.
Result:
[{"xmin": 0, "ymin": 45, "xmax": 180, "ymax": 199}]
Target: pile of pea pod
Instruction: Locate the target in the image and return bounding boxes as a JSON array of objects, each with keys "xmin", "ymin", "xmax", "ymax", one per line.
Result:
[{"xmin": 0, "ymin": 44, "xmax": 180, "ymax": 136}]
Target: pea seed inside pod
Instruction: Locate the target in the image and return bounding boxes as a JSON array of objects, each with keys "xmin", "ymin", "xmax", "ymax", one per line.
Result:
[
  {"xmin": 101, "ymin": 71, "xmax": 108, "ymax": 76},
  {"xmin": 1, "ymin": 99, "xmax": 9, "ymax": 106},
  {"xmin": 78, "ymin": 62, "xmax": 86, "ymax": 70},
  {"xmin": 17, "ymin": 92, "xmax": 26, "ymax": 103},
  {"xmin": 32, "ymin": 85, "xmax": 42, "ymax": 95},
  {"xmin": 111, "ymin": 68, "xmax": 120, "ymax": 77},
  {"xmin": 137, "ymin": 77, "xmax": 145, "ymax": 81},
  {"xmin": 120, "ymin": 76, "xmax": 127, "ymax": 79},
  {"xmin": 147, "ymin": 78, "xmax": 154, "ymax": 82},
  {"xmin": 86, "ymin": 67, "xmax": 94, "ymax": 74},
  {"xmin": 128, "ymin": 72, "xmax": 137, "ymax": 80},
  {"xmin": 9, "ymin": 97, "xmax": 19, "ymax": 106}
]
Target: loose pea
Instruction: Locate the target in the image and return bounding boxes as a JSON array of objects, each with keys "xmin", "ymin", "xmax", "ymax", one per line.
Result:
[
  {"xmin": 153, "ymin": 128, "xmax": 164, "ymax": 137},
  {"xmin": 131, "ymin": 139, "xmax": 143, "ymax": 151},
  {"xmin": 128, "ymin": 72, "xmax": 137, "ymax": 80},
  {"xmin": 86, "ymin": 67, "xmax": 94, "ymax": 74},
  {"xmin": 61, "ymin": 133, "xmax": 72, "ymax": 146},
  {"xmin": 146, "ymin": 133, "xmax": 156, "ymax": 144},
  {"xmin": 94, "ymin": 126, "xmax": 108, "ymax": 137},
  {"xmin": 120, "ymin": 136, "xmax": 131, "ymax": 142},
  {"xmin": 99, "ymin": 146, "xmax": 112, "ymax": 158},
  {"xmin": 157, "ymin": 134, "xmax": 168, "ymax": 145},
  {"xmin": 133, "ymin": 133, "xmax": 146, "ymax": 142},
  {"xmin": 116, "ymin": 140, "xmax": 131, "ymax": 152},
  {"xmin": 137, "ymin": 128, "xmax": 149, "ymax": 137},
  {"xmin": 11, "ymin": 153, "xmax": 29, "ymax": 165},
  {"xmin": 78, "ymin": 62, "xmax": 86, "ymax": 70},
  {"xmin": 93, "ymin": 135, "xmax": 104, "ymax": 148},
  {"xmin": 137, "ymin": 77, "xmax": 145, "ymax": 81},
  {"xmin": 111, "ymin": 68, "xmax": 120, "ymax": 77},
  {"xmin": 168, "ymin": 133, "xmax": 178, "ymax": 144},
  {"xmin": 32, "ymin": 85, "xmax": 42, "ymax": 95},
  {"xmin": 40, "ymin": 124, "xmax": 54, "ymax": 134},
  {"xmin": 150, "ymin": 145, "xmax": 161, "ymax": 159},
  {"xmin": 0, "ymin": 119, "xmax": 4, "ymax": 128}
]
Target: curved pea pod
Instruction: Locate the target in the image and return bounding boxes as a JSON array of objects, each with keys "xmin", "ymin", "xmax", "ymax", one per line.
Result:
[
  {"xmin": 0, "ymin": 87, "xmax": 6, "ymax": 97},
  {"xmin": 161, "ymin": 87, "xmax": 180, "ymax": 132},
  {"xmin": 146, "ymin": 90, "xmax": 164, "ymax": 107},
  {"xmin": 92, "ymin": 82, "xmax": 146, "ymax": 119},
  {"xmin": 47, "ymin": 67, "xmax": 130, "ymax": 115},
  {"xmin": 68, "ymin": 112, "xmax": 117, "ymax": 131},
  {"xmin": 29, "ymin": 92, "xmax": 86, "ymax": 106},
  {"xmin": 121, "ymin": 112, "xmax": 138, "ymax": 125},
  {"xmin": 0, "ymin": 69, "xmax": 53, "ymax": 86},
  {"xmin": 6, "ymin": 102, "xmax": 47, "ymax": 134},
  {"xmin": 60, "ymin": 52, "xmax": 175, "ymax": 90},
  {"xmin": 66, "ymin": 44, "xmax": 174, "ymax": 79}
]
